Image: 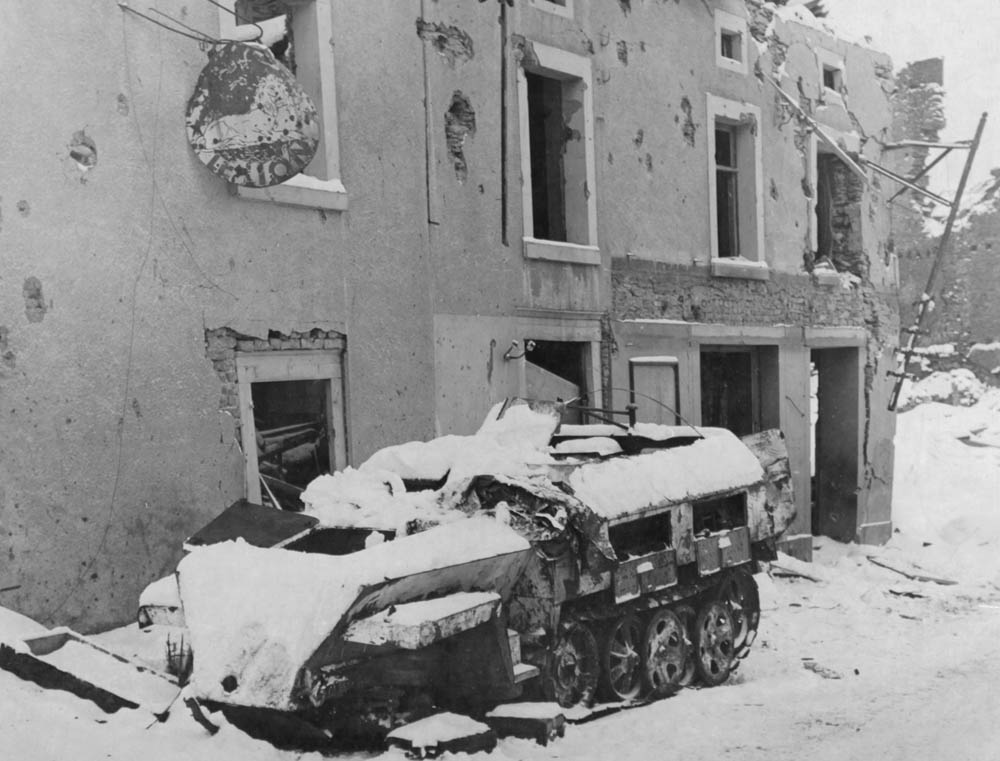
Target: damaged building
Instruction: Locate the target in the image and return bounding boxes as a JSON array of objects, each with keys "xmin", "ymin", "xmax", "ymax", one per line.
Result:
[{"xmin": 0, "ymin": 0, "xmax": 899, "ymax": 631}]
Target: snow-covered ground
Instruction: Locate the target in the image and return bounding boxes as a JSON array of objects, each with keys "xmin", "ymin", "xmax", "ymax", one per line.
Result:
[{"xmin": 3, "ymin": 389, "xmax": 1000, "ymax": 760}]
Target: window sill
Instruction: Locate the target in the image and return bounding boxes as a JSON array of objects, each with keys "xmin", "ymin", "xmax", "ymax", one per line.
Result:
[
  {"xmin": 710, "ymin": 257, "xmax": 770, "ymax": 281},
  {"xmin": 819, "ymin": 89, "xmax": 845, "ymax": 109},
  {"xmin": 527, "ymin": 0, "xmax": 574, "ymax": 18},
  {"xmin": 716, "ymin": 57, "xmax": 747, "ymax": 75},
  {"xmin": 233, "ymin": 174, "xmax": 349, "ymax": 211},
  {"xmin": 523, "ymin": 237, "xmax": 601, "ymax": 266}
]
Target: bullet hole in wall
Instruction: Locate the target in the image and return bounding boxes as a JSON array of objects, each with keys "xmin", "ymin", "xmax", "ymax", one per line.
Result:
[
  {"xmin": 416, "ymin": 19, "xmax": 474, "ymax": 67},
  {"xmin": 445, "ymin": 91, "xmax": 477, "ymax": 184},
  {"xmin": 69, "ymin": 130, "xmax": 98, "ymax": 172},
  {"xmin": 680, "ymin": 96, "xmax": 697, "ymax": 147},
  {"xmin": 23, "ymin": 277, "xmax": 47, "ymax": 323}
]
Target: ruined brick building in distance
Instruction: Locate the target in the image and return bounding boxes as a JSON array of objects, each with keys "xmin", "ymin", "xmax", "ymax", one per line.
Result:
[{"xmin": 0, "ymin": 0, "xmax": 900, "ymax": 631}]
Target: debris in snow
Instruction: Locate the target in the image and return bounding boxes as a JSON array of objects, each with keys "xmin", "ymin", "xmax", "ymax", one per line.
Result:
[
  {"xmin": 3, "ymin": 629, "xmax": 179, "ymax": 715},
  {"xmin": 801, "ymin": 658, "xmax": 842, "ymax": 680},
  {"xmin": 770, "ymin": 553, "xmax": 827, "ymax": 583},
  {"xmin": 386, "ymin": 712, "xmax": 496, "ymax": 756},
  {"xmin": 0, "ymin": 606, "xmax": 48, "ymax": 646},
  {"xmin": 866, "ymin": 555, "xmax": 957, "ymax": 586},
  {"xmin": 485, "ymin": 702, "xmax": 566, "ymax": 745},
  {"xmin": 896, "ymin": 369, "xmax": 986, "ymax": 412}
]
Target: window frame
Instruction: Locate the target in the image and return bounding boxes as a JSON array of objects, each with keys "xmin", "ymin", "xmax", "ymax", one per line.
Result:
[
  {"xmin": 714, "ymin": 9, "xmax": 748, "ymax": 75},
  {"xmin": 816, "ymin": 48, "xmax": 846, "ymax": 107},
  {"xmin": 706, "ymin": 95, "xmax": 765, "ymax": 277},
  {"xmin": 216, "ymin": 0, "xmax": 348, "ymax": 211},
  {"xmin": 527, "ymin": 0, "xmax": 574, "ymax": 19},
  {"xmin": 236, "ymin": 349, "xmax": 347, "ymax": 505},
  {"xmin": 516, "ymin": 41, "xmax": 599, "ymax": 266}
]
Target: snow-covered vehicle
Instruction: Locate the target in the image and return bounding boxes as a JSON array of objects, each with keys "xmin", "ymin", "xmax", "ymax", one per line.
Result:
[{"xmin": 141, "ymin": 399, "xmax": 795, "ymax": 740}]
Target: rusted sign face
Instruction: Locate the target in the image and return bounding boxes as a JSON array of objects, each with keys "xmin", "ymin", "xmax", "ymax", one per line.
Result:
[{"xmin": 186, "ymin": 42, "xmax": 320, "ymax": 187}]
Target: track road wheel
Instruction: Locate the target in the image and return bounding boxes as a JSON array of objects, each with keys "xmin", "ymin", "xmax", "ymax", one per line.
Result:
[
  {"xmin": 548, "ymin": 623, "xmax": 599, "ymax": 708},
  {"xmin": 694, "ymin": 601, "xmax": 735, "ymax": 686},
  {"xmin": 641, "ymin": 608, "xmax": 689, "ymax": 697},
  {"xmin": 672, "ymin": 604, "xmax": 698, "ymax": 687},
  {"xmin": 718, "ymin": 570, "xmax": 760, "ymax": 658},
  {"xmin": 600, "ymin": 614, "xmax": 644, "ymax": 701}
]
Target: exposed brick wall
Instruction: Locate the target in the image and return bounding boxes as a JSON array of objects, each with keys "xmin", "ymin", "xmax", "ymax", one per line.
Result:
[
  {"xmin": 611, "ymin": 259, "xmax": 898, "ymax": 340},
  {"xmin": 205, "ymin": 327, "xmax": 347, "ymax": 429}
]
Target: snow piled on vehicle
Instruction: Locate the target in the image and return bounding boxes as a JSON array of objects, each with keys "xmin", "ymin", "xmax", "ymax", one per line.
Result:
[
  {"xmin": 177, "ymin": 516, "xmax": 529, "ymax": 710},
  {"xmin": 300, "ymin": 400, "xmax": 561, "ymax": 532},
  {"xmin": 568, "ymin": 429, "xmax": 765, "ymax": 520},
  {"xmin": 300, "ymin": 467, "xmax": 456, "ymax": 533}
]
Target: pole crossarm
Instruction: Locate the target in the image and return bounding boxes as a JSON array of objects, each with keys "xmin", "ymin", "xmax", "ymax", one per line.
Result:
[
  {"xmin": 861, "ymin": 159, "xmax": 954, "ymax": 207},
  {"xmin": 886, "ymin": 147, "xmax": 953, "ymax": 204}
]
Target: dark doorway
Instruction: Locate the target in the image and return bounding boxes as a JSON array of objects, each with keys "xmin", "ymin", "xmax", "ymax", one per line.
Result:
[
  {"xmin": 810, "ymin": 348, "xmax": 860, "ymax": 542},
  {"xmin": 525, "ymin": 340, "xmax": 589, "ymax": 423},
  {"xmin": 700, "ymin": 346, "xmax": 779, "ymax": 436}
]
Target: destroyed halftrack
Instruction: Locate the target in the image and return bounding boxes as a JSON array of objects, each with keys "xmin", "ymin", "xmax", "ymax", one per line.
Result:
[{"xmin": 139, "ymin": 399, "xmax": 795, "ymax": 741}]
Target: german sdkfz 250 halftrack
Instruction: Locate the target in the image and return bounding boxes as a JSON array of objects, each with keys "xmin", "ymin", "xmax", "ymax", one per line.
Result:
[{"xmin": 141, "ymin": 399, "xmax": 794, "ymax": 739}]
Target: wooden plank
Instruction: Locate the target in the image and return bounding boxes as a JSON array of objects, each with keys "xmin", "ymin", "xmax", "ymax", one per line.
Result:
[
  {"xmin": 867, "ymin": 556, "xmax": 957, "ymax": 586},
  {"xmin": 485, "ymin": 704, "xmax": 566, "ymax": 746},
  {"xmin": 184, "ymin": 500, "xmax": 318, "ymax": 549},
  {"xmin": 343, "ymin": 592, "xmax": 501, "ymax": 650}
]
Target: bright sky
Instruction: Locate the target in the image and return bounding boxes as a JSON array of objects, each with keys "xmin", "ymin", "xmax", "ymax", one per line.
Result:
[{"xmin": 826, "ymin": 0, "xmax": 1000, "ymax": 196}]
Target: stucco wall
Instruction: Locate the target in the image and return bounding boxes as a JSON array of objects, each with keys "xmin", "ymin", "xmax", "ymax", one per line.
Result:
[{"xmin": 0, "ymin": 1, "xmax": 438, "ymax": 630}]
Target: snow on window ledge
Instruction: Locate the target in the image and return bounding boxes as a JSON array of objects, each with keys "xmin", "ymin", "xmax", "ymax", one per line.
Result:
[
  {"xmin": 710, "ymin": 257, "xmax": 770, "ymax": 281},
  {"xmin": 233, "ymin": 174, "xmax": 348, "ymax": 211},
  {"xmin": 523, "ymin": 237, "xmax": 601, "ymax": 266}
]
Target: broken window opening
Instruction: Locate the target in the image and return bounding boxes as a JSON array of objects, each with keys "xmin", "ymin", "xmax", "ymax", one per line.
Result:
[
  {"xmin": 815, "ymin": 150, "xmax": 865, "ymax": 276},
  {"xmin": 720, "ymin": 31, "xmax": 741, "ymax": 63},
  {"xmin": 822, "ymin": 64, "xmax": 842, "ymax": 94},
  {"xmin": 235, "ymin": 347, "xmax": 346, "ymax": 510},
  {"xmin": 251, "ymin": 379, "xmax": 330, "ymax": 508},
  {"xmin": 715, "ymin": 125, "xmax": 740, "ymax": 258},
  {"xmin": 527, "ymin": 72, "xmax": 568, "ymax": 242}
]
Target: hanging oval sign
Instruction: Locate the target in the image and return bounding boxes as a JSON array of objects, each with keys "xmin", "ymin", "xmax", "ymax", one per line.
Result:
[{"xmin": 185, "ymin": 42, "xmax": 320, "ymax": 188}]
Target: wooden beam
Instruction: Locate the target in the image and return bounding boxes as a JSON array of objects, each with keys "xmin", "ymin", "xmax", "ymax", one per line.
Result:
[{"xmin": 763, "ymin": 74, "xmax": 869, "ymax": 184}]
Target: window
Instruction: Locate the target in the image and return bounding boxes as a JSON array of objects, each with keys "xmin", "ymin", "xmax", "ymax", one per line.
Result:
[
  {"xmin": 814, "ymin": 149, "xmax": 865, "ymax": 276},
  {"xmin": 715, "ymin": 125, "xmax": 739, "ymax": 258},
  {"xmin": 715, "ymin": 10, "xmax": 748, "ymax": 74},
  {"xmin": 816, "ymin": 49, "xmax": 845, "ymax": 105},
  {"xmin": 528, "ymin": 0, "xmax": 573, "ymax": 18},
  {"xmin": 236, "ymin": 350, "xmax": 347, "ymax": 508},
  {"xmin": 706, "ymin": 96, "xmax": 764, "ymax": 275},
  {"xmin": 517, "ymin": 42, "xmax": 599, "ymax": 265},
  {"xmin": 218, "ymin": 0, "xmax": 347, "ymax": 211}
]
